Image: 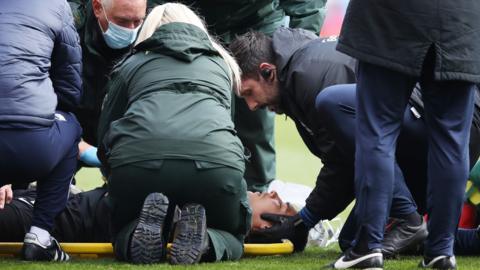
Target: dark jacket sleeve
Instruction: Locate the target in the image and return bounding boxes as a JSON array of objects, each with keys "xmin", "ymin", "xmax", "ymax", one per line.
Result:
[
  {"xmin": 286, "ymin": 41, "xmax": 357, "ymax": 220},
  {"xmin": 97, "ymin": 71, "xmax": 129, "ymax": 171},
  {"xmin": 51, "ymin": 1, "xmax": 82, "ymax": 112},
  {"xmin": 289, "ymin": 42, "xmax": 356, "ymax": 128},
  {"xmin": 281, "ymin": 0, "xmax": 327, "ymax": 34},
  {"xmin": 305, "ymin": 158, "xmax": 355, "ymax": 220},
  {"xmin": 293, "ymin": 119, "xmax": 324, "ymax": 158},
  {"xmin": 285, "ymin": 42, "xmax": 356, "ymax": 160},
  {"xmin": 67, "ymin": 0, "xmax": 87, "ymax": 28}
]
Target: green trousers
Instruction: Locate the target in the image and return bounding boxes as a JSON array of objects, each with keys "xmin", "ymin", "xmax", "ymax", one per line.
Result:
[
  {"xmin": 108, "ymin": 159, "xmax": 252, "ymax": 262},
  {"xmin": 234, "ymin": 97, "xmax": 276, "ymax": 192}
]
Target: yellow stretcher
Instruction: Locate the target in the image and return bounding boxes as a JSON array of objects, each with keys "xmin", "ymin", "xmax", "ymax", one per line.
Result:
[{"xmin": 0, "ymin": 240, "xmax": 294, "ymax": 258}]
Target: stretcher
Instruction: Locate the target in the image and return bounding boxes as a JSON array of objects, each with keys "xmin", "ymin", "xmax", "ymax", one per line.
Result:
[{"xmin": 0, "ymin": 240, "xmax": 293, "ymax": 258}]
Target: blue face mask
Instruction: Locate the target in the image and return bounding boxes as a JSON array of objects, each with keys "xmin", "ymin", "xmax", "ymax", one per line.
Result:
[{"xmin": 100, "ymin": 5, "xmax": 140, "ymax": 49}]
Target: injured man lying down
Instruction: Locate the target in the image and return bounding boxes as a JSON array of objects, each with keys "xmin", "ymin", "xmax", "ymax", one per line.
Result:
[
  {"xmin": 0, "ymin": 181, "xmax": 336, "ymax": 248},
  {"xmin": 1, "ymin": 181, "xmax": 479, "ymax": 256}
]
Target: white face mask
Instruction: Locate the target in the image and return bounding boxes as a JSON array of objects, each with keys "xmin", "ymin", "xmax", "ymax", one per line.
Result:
[{"xmin": 99, "ymin": 3, "xmax": 140, "ymax": 49}]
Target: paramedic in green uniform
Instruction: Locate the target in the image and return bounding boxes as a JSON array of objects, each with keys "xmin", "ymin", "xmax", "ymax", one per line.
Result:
[{"xmin": 97, "ymin": 3, "xmax": 250, "ymax": 264}]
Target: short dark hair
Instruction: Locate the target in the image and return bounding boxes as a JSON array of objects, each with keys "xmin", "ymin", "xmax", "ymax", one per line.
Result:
[{"xmin": 229, "ymin": 31, "xmax": 275, "ymax": 80}]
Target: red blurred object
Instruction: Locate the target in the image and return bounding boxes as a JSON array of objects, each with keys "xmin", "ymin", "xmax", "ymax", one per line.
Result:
[
  {"xmin": 319, "ymin": 0, "xmax": 350, "ymax": 38},
  {"xmin": 459, "ymin": 202, "xmax": 477, "ymax": 229}
]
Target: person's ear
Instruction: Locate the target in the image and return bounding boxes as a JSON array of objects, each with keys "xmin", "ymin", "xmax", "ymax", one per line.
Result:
[
  {"xmin": 259, "ymin": 63, "xmax": 276, "ymax": 81},
  {"xmin": 92, "ymin": 0, "xmax": 103, "ymax": 20}
]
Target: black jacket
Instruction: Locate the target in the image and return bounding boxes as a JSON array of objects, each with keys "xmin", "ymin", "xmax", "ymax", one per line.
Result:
[
  {"xmin": 0, "ymin": 187, "xmax": 110, "ymax": 242},
  {"xmin": 273, "ymin": 28, "xmax": 357, "ymax": 219},
  {"xmin": 337, "ymin": 0, "xmax": 480, "ymax": 83}
]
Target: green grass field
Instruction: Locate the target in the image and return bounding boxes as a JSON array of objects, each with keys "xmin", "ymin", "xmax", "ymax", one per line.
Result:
[{"xmin": 2, "ymin": 116, "xmax": 480, "ymax": 269}]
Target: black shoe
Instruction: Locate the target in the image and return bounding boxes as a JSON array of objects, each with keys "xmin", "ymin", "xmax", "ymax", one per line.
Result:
[
  {"xmin": 130, "ymin": 192, "xmax": 170, "ymax": 264},
  {"xmin": 329, "ymin": 248, "xmax": 383, "ymax": 269},
  {"xmin": 169, "ymin": 204, "xmax": 209, "ymax": 265},
  {"xmin": 382, "ymin": 217, "xmax": 428, "ymax": 258},
  {"xmin": 419, "ymin": 255, "xmax": 456, "ymax": 269},
  {"xmin": 21, "ymin": 233, "xmax": 70, "ymax": 261}
]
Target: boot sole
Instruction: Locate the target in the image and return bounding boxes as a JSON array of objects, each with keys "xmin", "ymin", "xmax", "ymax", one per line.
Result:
[
  {"xmin": 130, "ymin": 193, "xmax": 169, "ymax": 264},
  {"xmin": 169, "ymin": 204, "xmax": 208, "ymax": 265}
]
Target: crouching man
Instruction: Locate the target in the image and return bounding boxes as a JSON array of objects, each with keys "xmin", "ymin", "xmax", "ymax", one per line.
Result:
[{"xmin": 229, "ymin": 28, "xmax": 480, "ymax": 257}]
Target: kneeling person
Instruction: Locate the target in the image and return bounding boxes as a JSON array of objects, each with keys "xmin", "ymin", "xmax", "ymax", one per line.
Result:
[
  {"xmin": 98, "ymin": 3, "xmax": 247, "ymax": 264},
  {"xmin": 0, "ymin": 0, "xmax": 82, "ymax": 262}
]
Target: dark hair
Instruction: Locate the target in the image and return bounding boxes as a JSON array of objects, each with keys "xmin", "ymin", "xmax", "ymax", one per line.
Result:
[{"xmin": 229, "ymin": 31, "xmax": 275, "ymax": 80}]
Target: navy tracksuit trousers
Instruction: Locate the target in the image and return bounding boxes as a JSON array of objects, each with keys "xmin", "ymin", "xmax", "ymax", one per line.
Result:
[
  {"xmin": 316, "ymin": 83, "xmax": 480, "ymax": 255},
  {"xmin": 315, "ymin": 83, "xmax": 418, "ymax": 251},
  {"xmin": 0, "ymin": 111, "xmax": 81, "ymax": 232},
  {"xmin": 351, "ymin": 60, "xmax": 474, "ymax": 257}
]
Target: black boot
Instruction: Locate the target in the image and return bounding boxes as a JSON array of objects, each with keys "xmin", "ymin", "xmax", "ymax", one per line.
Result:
[
  {"xmin": 129, "ymin": 192, "xmax": 170, "ymax": 264},
  {"xmin": 382, "ymin": 217, "xmax": 428, "ymax": 258},
  {"xmin": 419, "ymin": 255, "xmax": 456, "ymax": 269},
  {"xmin": 169, "ymin": 204, "xmax": 209, "ymax": 264}
]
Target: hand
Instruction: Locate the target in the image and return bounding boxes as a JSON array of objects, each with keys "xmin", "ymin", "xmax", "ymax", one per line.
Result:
[
  {"xmin": 78, "ymin": 141, "xmax": 101, "ymax": 167},
  {"xmin": 78, "ymin": 140, "xmax": 91, "ymax": 157},
  {"xmin": 0, "ymin": 184, "xmax": 13, "ymax": 209},
  {"xmin": 248, "ymin": 213, "xmax": 309, "ymax": 252}
]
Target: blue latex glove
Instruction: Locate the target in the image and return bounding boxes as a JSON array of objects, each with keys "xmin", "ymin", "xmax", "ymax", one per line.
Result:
[{"xmin": 79, "ymin": 146, "xmax": 101, "ymax": 167}]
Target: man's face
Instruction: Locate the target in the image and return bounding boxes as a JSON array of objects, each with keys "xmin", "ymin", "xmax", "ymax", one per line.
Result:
[
  {"xmin": 93, "ymin": 0, "xmax": 146, "ymax": 32},
  {"xmin": 240, "ymin": 76, "xmax": 282, "ymax": 113},
  {"xmin": 248, "ymin": 191, "xmax": 297, "ymax": 230}
]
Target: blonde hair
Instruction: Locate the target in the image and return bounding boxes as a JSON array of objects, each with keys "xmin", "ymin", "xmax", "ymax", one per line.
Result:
[{"xmin": 135, "ymin": 3, "xmax": 241, "ymax": 95}]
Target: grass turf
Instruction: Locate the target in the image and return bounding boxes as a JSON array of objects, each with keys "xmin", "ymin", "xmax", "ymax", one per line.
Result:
[
  {"xmin": 2, "ymin": 247, "xmax": 480, "ymax": 270},
  {"xmin": 2, "ymin": 116, "xmax": 479, "ymax": 269}
]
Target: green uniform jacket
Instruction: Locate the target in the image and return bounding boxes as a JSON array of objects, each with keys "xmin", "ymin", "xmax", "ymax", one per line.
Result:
[
  {"xmin": 148, "ymin": 0, "xmax": 326, "ymax": 43},
  {"xmin": 97, "ymin": 22, "xmax": 245, "ymax": 172}
]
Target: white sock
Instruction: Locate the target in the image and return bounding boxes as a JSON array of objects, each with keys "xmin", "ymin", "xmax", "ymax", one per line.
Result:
[{"xmin": 29, "ymin": 226, "xmax": 51, "ymax": 246}]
